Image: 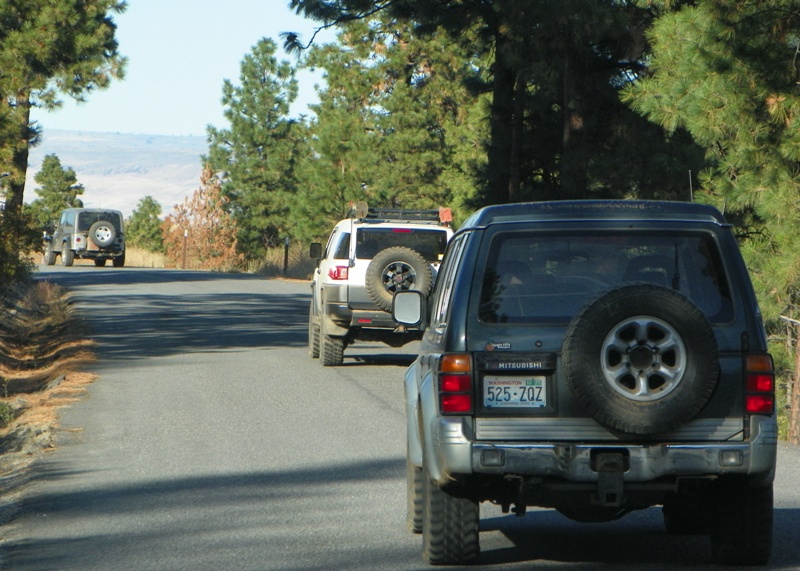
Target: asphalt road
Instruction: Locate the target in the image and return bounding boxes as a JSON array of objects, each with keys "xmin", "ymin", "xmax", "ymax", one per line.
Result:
[{"xmin": 1, "ymin": 265, "xmax": 799, "ymax": 570}]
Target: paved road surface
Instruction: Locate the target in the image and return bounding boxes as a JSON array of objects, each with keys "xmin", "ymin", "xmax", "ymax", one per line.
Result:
[{"xmin": 1, "ymin": 265, "xmax": 798, "ymax": 570}]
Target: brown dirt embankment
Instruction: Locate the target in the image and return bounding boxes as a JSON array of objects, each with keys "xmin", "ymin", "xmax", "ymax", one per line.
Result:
[{"xmin": 0, "ymin": 281, "xmax": 96, "ymax": 522}]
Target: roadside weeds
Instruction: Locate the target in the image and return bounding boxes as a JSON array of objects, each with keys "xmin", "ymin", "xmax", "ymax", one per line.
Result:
[{"xmin": 0, "ymin": 281, "xmax": 96, "ymax": 524}]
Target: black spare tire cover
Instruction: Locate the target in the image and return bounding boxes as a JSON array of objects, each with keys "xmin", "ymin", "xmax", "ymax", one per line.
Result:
[
  {"xmin": 365, "ymin": 246, "xmax": 432, "ymax": 311},
  {"xmin": 89, "ymin": 220, "xmax": 117, "ymax": 247},
  {"xmin": 562, "ymin": 284, "xmax": 719, "ymax": 435}
]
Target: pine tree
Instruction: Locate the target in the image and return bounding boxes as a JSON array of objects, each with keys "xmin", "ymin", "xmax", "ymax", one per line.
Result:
[
  {"xmin": 622, "ymin": 0, "xmax": 800, "ymax": 320},
  {"xmin": 26, "ymin": 154, "xmax": 84, "ymax": 229},
  {"xmin": 290, "ymin": 17, "xmax": 488, "ymax": 242},
  {"xmin": 0, "ymin": 0, "xmax": 126, "ymax": 216},
  {"xmin": 205, "ymin": 38, "xmax": 303, "ymax": 259},
  {"xmin": 622, "ymin": 0, "xmax": 800, "ymax": 440},
  {"xmin": 126, "ymin": 196, "xmax": 164, "ymax": 253},
  {"xmin": 287, "ymin": 0, "xmax": 703, "ymax": 206}
]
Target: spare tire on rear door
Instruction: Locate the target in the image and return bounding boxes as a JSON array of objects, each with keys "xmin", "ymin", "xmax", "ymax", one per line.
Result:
[
  {"xmin": 89, "ymin": 220, "xmax": 117, "ymax": 247},
  {"xmin": 562, "ymin": 284, "xmax": 718, "ymax": 435},
  {"xmin": 365, "ymin": 247, "xmax": 432, "ymax": 311}
]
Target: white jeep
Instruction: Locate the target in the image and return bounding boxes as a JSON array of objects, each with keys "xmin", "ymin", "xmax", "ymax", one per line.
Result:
[{"xmin": 309, "ymin": 205, "xmax": 453, "ymax": 366}]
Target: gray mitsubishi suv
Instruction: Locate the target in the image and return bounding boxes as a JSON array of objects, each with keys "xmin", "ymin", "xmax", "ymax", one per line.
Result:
[{"xmin": 394, "ymin": 200, "xmax": 777, "ymax": 566}]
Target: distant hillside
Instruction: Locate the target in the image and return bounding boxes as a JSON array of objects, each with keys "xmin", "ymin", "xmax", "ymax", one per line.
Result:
[{"xmin": 25, "ymin": 130, "xmax": 207, "ymax": 217}]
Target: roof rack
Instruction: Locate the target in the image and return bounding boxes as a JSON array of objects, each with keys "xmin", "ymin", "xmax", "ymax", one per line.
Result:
[
  {"xmin": 361, "ymin": 207, "xmax": 451, "ymax": 224},
  {"xmin": 365, "ymin": 207, "xmax": 439, "ymax": 221}
]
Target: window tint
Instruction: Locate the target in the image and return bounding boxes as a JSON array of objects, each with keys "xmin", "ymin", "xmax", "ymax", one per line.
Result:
[
  {"xmin": 327, "ymin": 231, "xmax": 350, "ymax": 260},
  {"xmin": 76, "ymin": 211, "xmax": 122, "ymax": 232},
  {"xmin": 355, "ymin": 228, "xmax": 448, "ymax": 260},
  {"xmin": 479, "ymin": 231, "xmax": 733, "ymax": 324},
  {"xmin": 431, "ymin": 235, "xmax": 467, "ymax": 328}
]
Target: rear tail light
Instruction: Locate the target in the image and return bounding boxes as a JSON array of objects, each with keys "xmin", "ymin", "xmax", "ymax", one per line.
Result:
[
  {"xmin": 745, "ymin": 354, "xmax": 775, "ymax": 414},
  {"xmin": 328, "ymin": 266, "xmax": 349, "ymax": 280},
  {"xmin": 439, "ymin": 354, "xmax": 472, "ymax": 414}
]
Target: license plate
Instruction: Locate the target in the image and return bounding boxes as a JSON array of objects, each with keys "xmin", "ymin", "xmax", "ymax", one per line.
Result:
[{"xmin": 483, "ymin": 376, "xmax": 547, "ymax": 408}]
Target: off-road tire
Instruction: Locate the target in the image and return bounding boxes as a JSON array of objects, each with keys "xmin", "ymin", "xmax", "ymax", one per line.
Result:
[
  {"xmin": 562, "ymin": 284, "xmax": 718, "ymax": 435},
  {"xmin": 710, "ymin": 477, "xmax": 773, "ymax": 565},
  {"xmin": 662, "ymin": 492, "xmax": 711, "ymax": 534},
  {"xmin": 407, "ymin": 458, "xmax": 424, "ymax": 533},
  {"xmin": 320, "ymin": 319, "xmax": 344, "ymax": 366},
  {"xmin": 308, "ymin": 307, "xmax": 320, "ymax": 359},
  {"xmin": 421, "ymin": 460, "xmax": 480, "ymax": 565},
  {"xmin": 43, "ymin": 244, "xmax": 56, "ymax": 266},
  {"xmin": 61, "ymin": 248, "xmax": 75, "ymax": 267},
  {"xmin": 112, "ymin": 253, "xmax": 125, "ymax": 268},
  {"xmin": 365, "ymin": 247, "xmax": 432, "ymax": 311},
  {"xmin": 89, "ymin": 220, "xmax": 116, "ymax": 247},
  {"xmin": 94, "ymin": 259, "xmax": 107, "ymax": 267}
]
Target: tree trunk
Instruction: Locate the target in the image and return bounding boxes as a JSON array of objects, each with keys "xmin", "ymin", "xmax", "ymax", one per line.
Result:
[
  {"xmin": 507, "ymin": 70, "xmax": 527, "ymax": 204},
  {"xmin": 3, "ymin": 94, "xmax": 32, "ymax": 217},
  {"xmin": 486, "ymin": 31, "xmax": 516, "ymax": 206},
  {"xmin": 790, "ymin": 335, "xmax": 800, "ymax": 445}
]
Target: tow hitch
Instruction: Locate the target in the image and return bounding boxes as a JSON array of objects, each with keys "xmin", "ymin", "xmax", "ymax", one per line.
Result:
[{"xmin": 592, "ymin": 450, "xmax": 629, "ymax": 507}]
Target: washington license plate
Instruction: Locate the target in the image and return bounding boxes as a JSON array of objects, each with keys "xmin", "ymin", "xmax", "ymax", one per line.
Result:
[{"xmin": 483, "ymin": 376, "xmax": 547, "ymax": 408}]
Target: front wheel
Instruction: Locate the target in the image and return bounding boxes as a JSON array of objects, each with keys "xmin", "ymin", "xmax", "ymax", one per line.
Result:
[
  {"xmin": 421, "ymin": 460, "xmax": 480, "ymax": 565},
  {"xmin": 43, "ymin": 244, "xmax": 56, "ymax": 266}
]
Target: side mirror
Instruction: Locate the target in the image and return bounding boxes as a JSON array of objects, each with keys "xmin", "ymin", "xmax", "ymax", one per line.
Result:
[
  {"xmin": 309, "ymin": 243, "xmax": 322, "ymax": 259},
  {"xmin": 393, "ymin": 290, "xmax": 427, "ymax": 328}
]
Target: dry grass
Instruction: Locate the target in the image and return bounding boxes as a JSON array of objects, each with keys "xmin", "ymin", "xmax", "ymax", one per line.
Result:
[
  {"xmin": 250, "ymin": 243, "xmax": 316, "ymax": 280},
  {"xmin": 0, "ymin": 282, "xmax": 97, "ymax": 493},
  {"xmin": 0, "ymin": 282, "xmax": 95, "ymax": 395},
  {"xmin": 124, "ymin": 245, "xmax": 315, "ymax": 279},
  {"xmin": 125, "ymin": 247, "xmax": 166, "ymax": 268}
]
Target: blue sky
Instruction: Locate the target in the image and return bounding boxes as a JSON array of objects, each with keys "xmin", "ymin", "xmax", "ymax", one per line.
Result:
[{"xmin": 30, "ymin": 0, "xmax": 335, "ymax": 137}]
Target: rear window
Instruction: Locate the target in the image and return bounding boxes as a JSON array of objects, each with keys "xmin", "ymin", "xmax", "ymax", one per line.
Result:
[
  {"xmin": 77, "ymin": 211, "xmax": 123, "ymax": 232},
  {"xmin": 355, "ymin": 228, "xmax": 448, "ymax": 261},
  {"xmin": 479, "ymin": 231, "xmax": 734, "ymax": 325}
]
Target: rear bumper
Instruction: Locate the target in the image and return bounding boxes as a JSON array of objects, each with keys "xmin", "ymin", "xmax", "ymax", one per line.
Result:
[
  {"xmin": 323, "ymin": 284, "xmax": 406, "ymax": 330},
  {"xmin": 75, "ymin": 249, "xmax": 124, "ymax": 259},
  {"xmin": 431, "ymin": 415, "xmax": 777, "ymax": 485}
]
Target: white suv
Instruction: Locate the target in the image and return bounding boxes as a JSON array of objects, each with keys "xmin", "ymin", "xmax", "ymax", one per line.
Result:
[{"xmin": 309, "ymin": 206, "xmax": 453, "ymax": 366}]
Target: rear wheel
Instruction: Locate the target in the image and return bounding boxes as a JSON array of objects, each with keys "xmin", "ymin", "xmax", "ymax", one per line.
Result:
[
  {"xmin": 319, "ymin": 319, "xmax": 344, "ymax": 366},
  {"xmin": 61, "ymin": 248, "xmax": 74, "ymax": 267},
  {"xmin": 421, "ymin": 460, "xmax": 480, "ymax": 565},
  {"xmin": 710, "ymin": 477, "xmax": 773, "ymax": 565},
  {"xmin": 112, "ymin": 253, "xmax": 125, "ymax": 268},
  {"xmin": 407, "ymin": 458, "xmax": 424, "ymax": 533},
  {"xmin": 662, "ymin": 492, "xmax": 711, "ymax": 534},
  {"xmin": 308, "ymin": 306, "xmax": 320, "ymax": 359}
]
